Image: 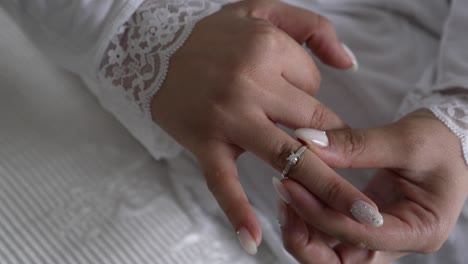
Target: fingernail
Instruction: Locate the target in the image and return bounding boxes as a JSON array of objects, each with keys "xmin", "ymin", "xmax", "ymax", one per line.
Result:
[
  {"xmin": 295, "ymin": 128, "xmax": 329, "ymax": 148},
  {"xmin": 272, "ymin": 177, "xmax": 291, "ymax": 204},
  {"xmin": 350, "ymin": 200, "xmax": 384, "ymax": 227},
  {"xmin": 277, "ymin": 200, "xmax": 287, "ymax": 227},
  {"xmin": 237, "ymin": 227, "xmax": 257, "ymax": 255},
  {"xmin": 341, "ymin": 43, "xmax": 359, "ymax": 72}
]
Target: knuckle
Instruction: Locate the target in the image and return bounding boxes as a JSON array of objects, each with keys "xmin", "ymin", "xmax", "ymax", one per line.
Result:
[
  {"xmin": 337, "ymin": 232, "xmax": 379, "ymax": 251},
  {"xmin": 283, "ymin": 234, "xmax": 307, "ymax": 256},
  {"xmin": 225, "ymin": 65, "xmax": 255, "ymax": 88},
  {"xmin": 347, "ymin": 238, "xmax": 367, "ymax": 249},
  {"xmin": 309, "ymin": 14, "xmax": 336, "ymax": 54},
  {"xmin": 231, "ymin": 22, "xmax": 284, "ymax": 77},
  {"xmin": 204, "ymin": 166, "xmax": 228, "ymax": 196},
  {"xmin": 315, "ymin": 15, "xmax": 333, "ymax": 31},
  {"xmin": 335, "ymin": 231, "xmax": 361, "ymax": 247},
  {"xmin": 248, "ymin": 21, "xmax": 284, "ymax": 53},
  {"xmin": 310, "ymin": 73, "xmax": 322, "ymax": 93},
  {"xmin": 205, "ymin": 174, "xmax": 221, "ymax": 196},
  {"xmin": 322, "ymin": 181, "xmax": 344, "ymax": 205},
  {"xmin": 308, "ymin": 104, "xmax": 328, "ymax": 129},
  {"xmin": 310, "ymin": 14, "xmax": 334, "ymax": 38},
  {"xmin": 244, "ymin": 0, "xmax": 279, "ymax": 17},
  {"xmin": 341, "ymin": 128, "xmax": 367, "ymax": 167}
]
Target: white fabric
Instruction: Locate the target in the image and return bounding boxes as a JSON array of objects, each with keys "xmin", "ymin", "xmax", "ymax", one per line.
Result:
[
  {"xmin": 95, "ymin": 0, "xmax": 228, "ymax": 159},
  {"xmin": 0, "ymin": 0, "xmax": 143, "ymax": 77},
  {"xmin": 434, "ymin": 0, "xmax": 468, "ymax": 91},
  {"xmin": 0, "ymin": 8, "xmax": 276, "ymax": 264},
  {"xmin": 1, "ymin": 0, "xmax": 468, "ymax": 264}
]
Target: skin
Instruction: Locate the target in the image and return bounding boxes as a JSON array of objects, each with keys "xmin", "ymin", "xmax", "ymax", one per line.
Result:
[
  {"xmin": 280, "ymin": 110, "xmax": 468, "ymax": 263},
  {"xmin": 151, "ymin": 0, "xmax": 366, "ymax": 246},
  {"xmin": 150, "ymin": 0, "xmax": 467, "ymax": 262}
]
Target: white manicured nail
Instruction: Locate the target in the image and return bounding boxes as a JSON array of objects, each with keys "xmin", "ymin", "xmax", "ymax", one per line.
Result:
[
  {"xmin": 272, "ymin": 177, "xmax": 291, "ymax": 204},
  {"xmin": 237, "ymin": 227, "xmax": 257, "ymax": 255},
  {"xmin": 350, "ymin": 200, "xmax": 384, "ymax": 227},
  {"xmin": 295, "ymin": 128, "xmax": 329, "ymax": 148},
  {"xmin": 277, "ymin": 200, "xmax": 287, "ymax": 227},
  {"xmin": 341, "ymin": 43, "xmax": 359, "ymax": 72}
]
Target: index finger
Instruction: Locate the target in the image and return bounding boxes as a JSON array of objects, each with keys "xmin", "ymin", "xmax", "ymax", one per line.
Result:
[{"xmin": 282, "ymin": 178, "xmax": 426, "ymax": 252}]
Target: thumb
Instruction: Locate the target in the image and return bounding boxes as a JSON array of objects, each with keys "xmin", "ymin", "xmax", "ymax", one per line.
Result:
[
  {"xmin": 196, "ymin": 145, "xmax": 262, "ymax": 255},
  {"xmin": 294, "ymin": 126, "xmax": 402, "ymax": 169},
  {"xmin": 263, "ymin": 1, "xmax": 357, "ymax": 70}
]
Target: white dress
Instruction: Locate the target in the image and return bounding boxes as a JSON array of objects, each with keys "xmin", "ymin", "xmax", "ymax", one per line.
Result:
[{"xmin": 0, "ymin": 0, "xmax": 467, "ymax": 263}]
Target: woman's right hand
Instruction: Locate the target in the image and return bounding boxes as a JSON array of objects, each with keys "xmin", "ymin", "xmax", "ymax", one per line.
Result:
[
  {"xmin": 278, "ymin": 110, "xmax": 468, "ymax": 263},
  {"xmin": 151, "ymin": 0, "xmax": 364, "ymax": 254}
]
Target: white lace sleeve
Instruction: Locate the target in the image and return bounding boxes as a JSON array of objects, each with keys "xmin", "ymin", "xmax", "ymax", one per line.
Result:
[
  {"xmin": 396, "ymin": 0, "xmax": 468, "ymax": 165},
  {"xmin": 96, "ymin": 0, "xmax": 233, "ymax": 159},
  {"xmin": 398, "ymin": 91, "xmax": 468, "ymax": 164}
]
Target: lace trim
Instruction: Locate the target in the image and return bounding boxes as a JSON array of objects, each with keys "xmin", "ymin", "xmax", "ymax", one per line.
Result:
[
  {"xmin": 100, "ymin": 0, "xmax": 223, "ymax": 115},
  {"xmin": 398, "ymin": 91, "xmax": 468, "ymax": 164},
  {"xmin": 97, "ymin": 0, "xmax": 223, "ymax": 159}
]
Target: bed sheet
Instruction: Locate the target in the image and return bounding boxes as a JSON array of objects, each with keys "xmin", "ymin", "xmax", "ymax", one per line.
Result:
[{"xmin": 0, "ymin": 7, "xmax": 276, "ymax": 264}]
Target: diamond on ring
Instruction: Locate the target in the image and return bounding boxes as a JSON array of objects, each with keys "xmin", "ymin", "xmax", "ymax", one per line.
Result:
[{"xmin": 282, "ymin": 145, "xmax": 307, "ymax": 177}]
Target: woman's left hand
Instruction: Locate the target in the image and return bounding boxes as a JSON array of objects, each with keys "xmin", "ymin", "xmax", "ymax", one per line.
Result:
[{"xmin": 276, "ymin": 109, "xmax": 468, "ymax": 263}]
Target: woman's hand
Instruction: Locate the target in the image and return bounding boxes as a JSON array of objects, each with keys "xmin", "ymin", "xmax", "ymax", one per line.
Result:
[
  {"xmin": 276, "ymin": 109, "xmax": 468, "ymax": 263},
  {"xmin": 151, "ymin": 0, "xmax": 362, "ymax": 254}
]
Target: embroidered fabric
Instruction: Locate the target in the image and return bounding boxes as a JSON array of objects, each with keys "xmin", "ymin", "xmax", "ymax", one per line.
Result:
[
  {"xmin": 398, "ymin": 90, "xmax": 468, "ymax": 164},
  {"xmin": 97, "ymin": 0, "xmax": 229, "ymax": 159}
]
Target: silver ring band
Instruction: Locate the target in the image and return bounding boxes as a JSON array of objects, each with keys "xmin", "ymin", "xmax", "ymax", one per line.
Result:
[{"xmin": 282, "ymin": 145, "xmax": 307, "ymax": 177}]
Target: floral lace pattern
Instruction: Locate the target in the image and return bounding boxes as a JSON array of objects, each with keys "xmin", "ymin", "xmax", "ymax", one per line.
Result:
[
  {"xmin": 97, "ymin": 0, "xmax": 227, "ymax": 159},
  {"xmin": 398, "ymin": 90, "xmax": 468, "ymax": 164},
  {"xmin": 100, "ymin": 0, "xmax": 223, "ymax": 114}
]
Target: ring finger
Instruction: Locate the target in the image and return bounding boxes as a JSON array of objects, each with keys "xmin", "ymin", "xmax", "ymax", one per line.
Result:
[{"xmin": 233, "ymin": 115, "xmax": 380, "ymax": 227}]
